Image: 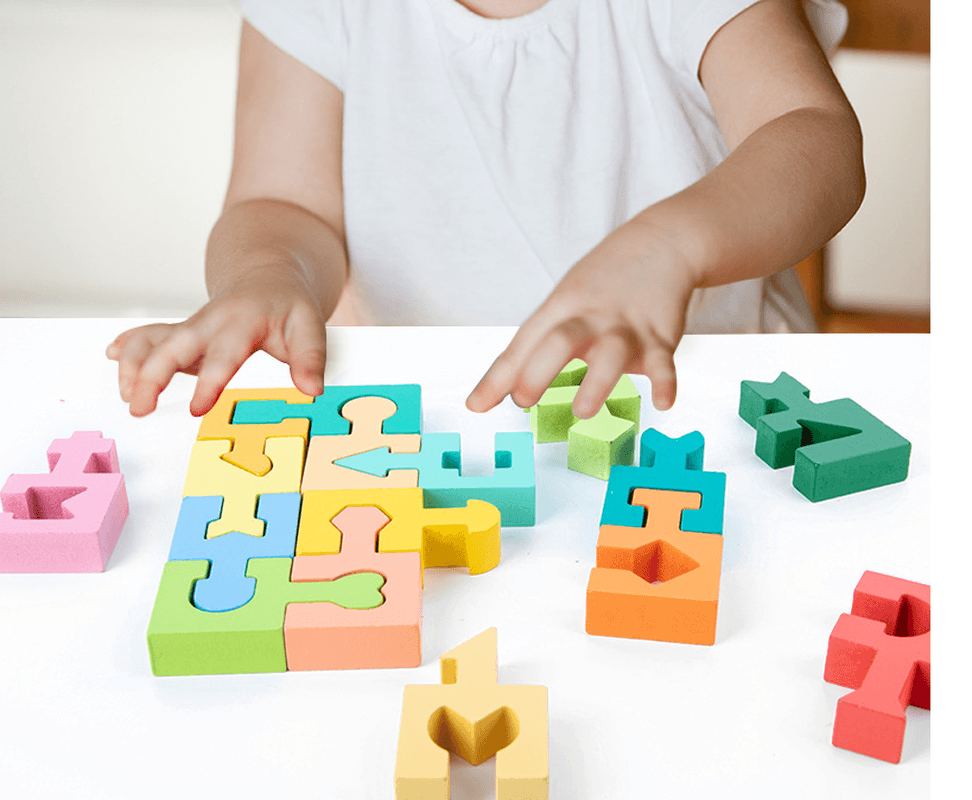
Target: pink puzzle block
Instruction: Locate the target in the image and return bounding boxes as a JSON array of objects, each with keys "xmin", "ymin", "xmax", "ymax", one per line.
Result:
[
  {"xmin": 0, "ymin": 432, "xmax": 129, "ymax": 573},
  {"xmin": 824, "ymin": 570, "xmax": 930, "ymax": 763},
  {"xmin": 284, "ymin": 505, "xmax": 422, "ymax": 670}
]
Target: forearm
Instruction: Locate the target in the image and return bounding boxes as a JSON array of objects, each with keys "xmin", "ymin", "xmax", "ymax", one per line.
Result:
[
  {"xmin": 631, "ymin": 105, "xmax": 865, "ymax": 289},
  {"xmin": 205, "ymin": 197, "xmax": 349, "ymax": 319}
]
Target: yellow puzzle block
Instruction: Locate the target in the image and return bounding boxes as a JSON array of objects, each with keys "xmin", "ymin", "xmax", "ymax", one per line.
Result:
[
  {"xmin": 296, "ymin": 487, "xmax": 501, "ymax": 577},
  {"xmin": 183, "ymin": 437, "xmax": 305, "ymax": 538},
  {"xmin": 395, "ymin": 628, "xmax": 548, "ymax": 800}
]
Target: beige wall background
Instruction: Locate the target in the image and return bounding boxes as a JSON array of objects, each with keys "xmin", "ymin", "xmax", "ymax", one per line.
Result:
[{"xmin": 0, "ymin": 0, "xmax": 931, "ymax": 318}]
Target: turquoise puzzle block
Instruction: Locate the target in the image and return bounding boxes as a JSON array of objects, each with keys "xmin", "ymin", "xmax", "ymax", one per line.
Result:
[
  {"xmin": 231, "ymin": 384, "xmax": 422, "ymax": 437},
  {"xmin": 600, "ymin": 429, "xmax": 726, "ymax": 534},
  {"xmin": 167, "ymin": 493, "xmax": 301, "ymax": 612},
  {"xmin": 334, "ymin": 431, "xmax": 536, "ymax": 526},
  {"xmin": 739, "ymin": 372, "xmax": 911, "ymax": 502}
]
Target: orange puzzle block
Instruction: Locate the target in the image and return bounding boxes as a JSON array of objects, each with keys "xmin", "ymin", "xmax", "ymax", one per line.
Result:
[
  {"xmin": 285, "ymin": 505, "xmax": 422, "ymax": 670},
  {"xmin": 586, "ymin": 488, "xmax": 723, "ymax": 645}
]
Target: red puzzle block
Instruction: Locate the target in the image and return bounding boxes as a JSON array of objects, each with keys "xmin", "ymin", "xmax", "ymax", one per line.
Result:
[
  {"xmin": 824, "ymin": 570, "xmax": 930, "ymax": 763},
  {"xmin": 1, "ymin": 432, "xmax": 129, "ymax": 573},
  {"xmin": 284, "ymin": 504, "xmax": 422, "ymax": 670}
]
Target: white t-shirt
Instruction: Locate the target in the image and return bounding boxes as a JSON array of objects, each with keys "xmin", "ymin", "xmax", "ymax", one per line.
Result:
[{"xmin": 238, "ymin": 0, "xmax": 847, "ymax": 332}]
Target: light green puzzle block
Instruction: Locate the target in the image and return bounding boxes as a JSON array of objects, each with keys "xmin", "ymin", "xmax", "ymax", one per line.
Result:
[{"xmin": 568, "ymin": 405, "xmax": 637, "ymax": 480}]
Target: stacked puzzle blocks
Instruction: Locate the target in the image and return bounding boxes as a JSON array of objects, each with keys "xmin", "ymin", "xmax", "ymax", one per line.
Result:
[
  {"xmin": 147, "ymin": 385, "xmax": 535, "ymax": 676},
  {"xmin": 586, "ymin": 429, "xmax": 727, "ymax": 645}
]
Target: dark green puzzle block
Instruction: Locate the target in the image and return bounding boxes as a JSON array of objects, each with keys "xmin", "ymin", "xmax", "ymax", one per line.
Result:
[
  {"xmin": 739, "ymin": 372, "xmax": 911, "ymax": 502},
  {"xmin": 146, "ymin": 557, "xmax": 386, "ymax": 676}
]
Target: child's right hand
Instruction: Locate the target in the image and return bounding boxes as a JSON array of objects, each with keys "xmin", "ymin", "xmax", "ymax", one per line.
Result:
[{"xmin": 106, "ymin": 264, "xmax": 327, "ymax": 418}]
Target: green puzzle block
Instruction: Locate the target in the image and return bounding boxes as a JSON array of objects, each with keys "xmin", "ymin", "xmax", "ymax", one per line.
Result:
[
  {"xmin": 147, "ymin": 558, "xmax": 385, "ymax": 676},
  {"xmin": 567, "ymin": 406, "xmax": 636, "ymax": 481},
  {"xmin": 739, "ymin": 372, "xmax": 911, "ymax": 502}
]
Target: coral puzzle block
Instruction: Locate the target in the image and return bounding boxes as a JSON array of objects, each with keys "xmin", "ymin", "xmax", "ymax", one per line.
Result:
[
  {"xmin": 601, "ymin": 429, "xmax": 726, "ymax": 534},
  {"xmin": 395, "ymin": 628, "xmax": 548, "ymax": 799},
  {"xmin": 586, "ymin": 488, "xmax": 723, "ymax": 645},
  {"xmin": 739, "ymin": 372, "xmax": 911, "ymax": 501},
  {"xmin": 232, "ymin": 383, "xmax": 421, "ymax": 436},
  {"xmin": 147, "ymin": 557, "xmax": 386, "ymax": 676},
  {"xmin": 167, "ymin": 493, "xmax": 301, "ymax": 612},
  {"xmin": 1, "ymin": 431, "xmax": 128, "ymax": 573},
  {"xmin": 824, "ymin": 571, "xmax": 930, "ymax": 763},
  {"xmin": 528, "ymin": 359, "xmax": 640, "ymax": 480},
  {"xmin": 335, "ymin": 432, "xmax": 536, "ymax": 526},
  {"xmin": 286, "ymin": 505, "xmax": 422, "ymax": 670},
  {"xmin": 297, "ymin": 487, "xmax": 501, "ymax": 577}
]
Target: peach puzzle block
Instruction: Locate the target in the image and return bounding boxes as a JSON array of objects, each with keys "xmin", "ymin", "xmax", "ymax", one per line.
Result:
[
  {"xmin": 296, "ymin": 487, "xmax": 501, "ymax": 577},
  {"xmin": 824, "ymin": 570, "xmax": 930, "ymax": 763},
  {"xmin": 302, "ymin": 396, "xmax": 421, "ymax": 491},
  {"xmin": 586, "ymin": 488, "xmax": 723, "ymax": 645},
  {"xmin": 196, "ymin": 387, "xmax": 312, "ymax": 476},
  {"xmin": 285, "ymin": 505, "xmax": 422, "ymax": 670},
  {"xmin": 1, "ymin": 431, "xmax": 129, "ymax": 573},
  {"xmin": 395, "ymin": 628, "xmax": 548, "ymax": 800},
  {"xmin": 182, "ymin": 436, "xmax": 305, "ymax": 538}
]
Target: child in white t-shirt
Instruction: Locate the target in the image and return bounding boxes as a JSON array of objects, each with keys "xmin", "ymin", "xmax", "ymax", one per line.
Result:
[{"xmin": 107, "ymin": 0, "xmax": 862, "ymax": 420}]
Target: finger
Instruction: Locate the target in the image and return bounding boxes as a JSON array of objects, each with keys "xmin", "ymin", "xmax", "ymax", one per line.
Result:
[
  {"xmin": 640, "ymin": 342, "xmax": 677, "ymax": 411},
  {"xmin": 283, "ymin": 306, "xmax": 326, "ymax": 397},
  {"xmin": 189, "ymin": 326, "xmax": 264, "ymax": 417},
  {"xmin": 128, "ymin": 330, "xmax": 207, "ymax": 417},
  {"xmin": 114, "ymin": 325, "xmax": 173, "ymax": 403},
  {"xmin": 571, "ymin": 329, "xmax": 636, "ymax": 419}
]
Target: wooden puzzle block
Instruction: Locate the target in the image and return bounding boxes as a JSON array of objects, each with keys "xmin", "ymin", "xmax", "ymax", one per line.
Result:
[
  {"xmin": 232, "ymin": 383, "xmax": 421, "ymax": 436},
  {"xmin": 183, "ymin": 437, "xmax": 304, "ymax": 538},
  {"xmin": 167, "ymin": 493, "xmax": 300, "ymax": 612},
  {"xmin": 196, "ymin": 388, "xmax": 312, "ymax": 476},
  {"xmin": 739, "ymin": 372, "xmax": 911, "ymax": 501},
  {"xmin": 301, "ymin": 396, "xmax": 421, "ymax": 491},
  {"xmin": 567, "ymin": 405, "xmax": 637, "ymax": 480},
  {"xmin": 824, "ymin": 571, "xmax": 930, "ymax": 763},
  {"xmin": 1, "ymin": 431, "xmax": 129, "ymax": 573},
  {"xmin": 586, "ymin": 489, "xmax": 723, "ymax": 645},
  {"xmin": 296, "ymin": 487, "xmax": 501, "ymax": 576},
  {"xmin": 335, "ymin": 431, "xmax": 536, "ymax": 526},
  {"xmin": 146, "ymin": 557, "xmax": 387, "ymax": 676},
  {"xmin": 285, "ymin": 505, "xmax": 422, "ymax": 670},
  {"xmin": 395, "ymin": 628, "xmax": 548, "ymax": 799},
  {"xmin": 601, "ymin": 429, "xmax": 726, "ymax": 534}
]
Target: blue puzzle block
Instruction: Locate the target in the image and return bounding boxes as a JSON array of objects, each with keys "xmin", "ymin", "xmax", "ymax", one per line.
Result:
[
  {"xmin": 167, "ymin": 492, "xmax": 301, "ymax": 612},
  {"xmin": 231, "ymin": 384, "xmax": 421, "ymax": 437},
  {"xmin": 334, "ymin": 431, "xmax": 536, "ymax": 526},
  {"xmin": 600, "ymin": 429, "xmax": 726, "ymax": 534}
]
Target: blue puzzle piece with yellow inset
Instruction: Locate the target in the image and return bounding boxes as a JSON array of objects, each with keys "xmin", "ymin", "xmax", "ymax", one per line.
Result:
[{"xmin": 600, "ymin": 429, "xmax": 726, "ymax": 534}]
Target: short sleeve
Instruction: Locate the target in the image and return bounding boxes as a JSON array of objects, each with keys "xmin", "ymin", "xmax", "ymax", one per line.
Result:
[
  {"xmin": 649, "ymin": 0, "xmax": 848, "ymax": 83},
  {"xmin": 236, "ymin": 0, "xmax": 348, "ymax": 91}
]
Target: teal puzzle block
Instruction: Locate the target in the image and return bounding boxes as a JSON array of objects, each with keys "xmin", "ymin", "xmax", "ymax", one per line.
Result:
[
  {"xmin": 600, "ymin": 429, "xmax": 726, "ymax": 534},
  {"xmin": 739, "ymin": 372, "xmax": 911, "ymax": 502},
  {"xmin": 146, "ymin": 557, "xmax": 387, "ymax": 676},
  {"xmin": 231, "ymin": 384, "xmax": 422, "ymax": 436},
  {"xmin": 167, "ymin": 493, "xmax": 301, "ymax": 612},
  {"xmin": 334, "ymin": 431, "xmax": 536, "ymax": 526}
]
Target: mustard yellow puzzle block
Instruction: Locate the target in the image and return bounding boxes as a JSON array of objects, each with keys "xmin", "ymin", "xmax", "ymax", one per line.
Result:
[
  {"xmin": 183, "ymin": 437, "xmax": 305, "ymax": 538},
  {"xmin": 296, "ymin": 487, "xmax": 501, "ymax": 578},
  {"xmin": 395, "ymin": 628, "xmax": 548, "ymax": 800}
]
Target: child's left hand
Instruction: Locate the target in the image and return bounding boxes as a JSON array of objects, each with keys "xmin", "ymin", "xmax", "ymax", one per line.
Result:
[{"xmin": 466, "ymin": 215, "xmax": 700, "ymax": 418}]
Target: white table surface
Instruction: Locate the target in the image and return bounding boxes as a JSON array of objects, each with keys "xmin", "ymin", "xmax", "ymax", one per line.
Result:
[{"xmin": 0, "ymin": 321, "xmax": 932, "ymax": 798}]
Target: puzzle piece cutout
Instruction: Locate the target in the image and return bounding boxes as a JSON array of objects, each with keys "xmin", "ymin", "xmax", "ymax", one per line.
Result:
[
  {"xmin": 233, "ymin": 383, "xmax": 421, "ymax": 436},
  {"xmin": 395, "ymin": 628, "xmax": 548, "ymax": 799},
  {"xmin": 739, "ymin": 372, "xmax": 911, "ymax": 501},
  {"xmin": 147, "ymin": 556, "xmax": 386, "ymax": 675},
  {"xmin": 196, "ymin": 388, "xmax": 312, "ymax": 476},
  {"xmin": 286, "ymin": 504, "xmax": 422, "ymax": 670},
  {"xmin": 301, "ymin": 396, "xmax": 421, "ymax": 491},
  {"xmin": 167, "ymin": 493, "xmax": 300, "ymax": 612},
  {"xmin": 527, "ymin": 359, "xmax": 640, "ymax": 480},
  {"xmin": 335, "ymin": 431, "xmax": 535, "ymax": 526},
  {"xmin": 601, "ymin": 429, "xmax": 726, "ymax": 534},
  {"xmin": 183, "ymin": 436, "xmax": 304, "ymax": 538},
  {"xmin": 586, "ymin": 488, "xmax": 723, "ymax": 645},
  {"xmin": 1, "ymin": 431, "xmax": 129, "ymax": 573},
  {"xmin": 297, "ymin": 487, "xmax": 501, "ymax": 576},
  {"xmin": 824, "ymin": 570, "xmax": 930, "ymax": 763}
]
